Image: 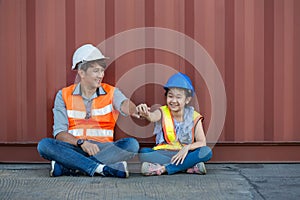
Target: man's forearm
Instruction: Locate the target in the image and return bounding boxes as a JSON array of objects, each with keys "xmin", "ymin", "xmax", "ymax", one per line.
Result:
[
  {"xmin": 56, "ymin": 131, "xmax": 78, "ymax": 146},
  {"xmin": 121, "ymin": 99, "xmax": 137, "ymax": 116}
]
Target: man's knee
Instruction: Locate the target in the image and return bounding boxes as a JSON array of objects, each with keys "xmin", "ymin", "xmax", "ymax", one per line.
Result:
[
  {"xmin": 129, "ymin": 138, "xmax": 140, "ymax": 153},
  {"xmin": 121, "ymin": 138, "xmax": 140, "ymax": 153},
  {"xmin": 37, "ymin": 138, "xmax": 54, "ymax": 154}
]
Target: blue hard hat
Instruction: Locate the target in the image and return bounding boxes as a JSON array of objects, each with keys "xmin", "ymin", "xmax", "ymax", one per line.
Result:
[{"xmin": 164, "ymin": 72, "xmax": 195, "ymax": 96}]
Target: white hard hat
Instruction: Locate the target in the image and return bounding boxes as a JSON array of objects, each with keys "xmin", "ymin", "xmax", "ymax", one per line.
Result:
[{"xmin": 72, "ymin": 44, "xmax": 109, "ymax": 70}]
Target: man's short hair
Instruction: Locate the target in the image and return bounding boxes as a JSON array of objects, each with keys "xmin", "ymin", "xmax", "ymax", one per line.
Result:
[{"xmin": 78, "ymin": 59, "xmax": 107, "ymax": 71}]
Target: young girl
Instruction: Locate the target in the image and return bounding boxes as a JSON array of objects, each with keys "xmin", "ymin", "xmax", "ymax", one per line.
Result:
[{"xmin": 136, "ymin": 72, "xmax": 212, "ymax": 176}]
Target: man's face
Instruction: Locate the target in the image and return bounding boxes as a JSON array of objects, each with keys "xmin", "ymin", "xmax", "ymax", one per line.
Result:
[{"xmin": 79, "ymin": 63, "xmax": 105, "ymax": 89}]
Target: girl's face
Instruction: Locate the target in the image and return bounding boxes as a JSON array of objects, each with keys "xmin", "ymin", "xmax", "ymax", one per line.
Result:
[{"xmin": 166, "ymin": 88, "xmax": 191, "ymax": 113}]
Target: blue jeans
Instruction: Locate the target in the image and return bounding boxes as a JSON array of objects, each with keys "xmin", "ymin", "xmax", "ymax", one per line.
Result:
[
  {"xmin": 139, "ymin": 146, "xmax": 212, "ymax": 175},
  {"xmin": 37, "ymin": 137, "xmax": 139, "ymax": 176}
]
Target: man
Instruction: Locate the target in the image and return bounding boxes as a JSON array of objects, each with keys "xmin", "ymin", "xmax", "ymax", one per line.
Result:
[{"xmin": 38, "ymin": 44, "xmax": 139, "ymax": 178}]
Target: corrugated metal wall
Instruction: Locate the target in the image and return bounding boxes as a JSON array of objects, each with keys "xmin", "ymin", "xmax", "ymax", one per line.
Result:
[{"xmin": 0, "ymin": 0, "xmax": 299, "ymax": 162}]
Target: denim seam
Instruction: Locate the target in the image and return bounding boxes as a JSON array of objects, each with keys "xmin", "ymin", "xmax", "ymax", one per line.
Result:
[{"xmin": 90, "ymin": 163, "xmax": 99, "ymax": 176}]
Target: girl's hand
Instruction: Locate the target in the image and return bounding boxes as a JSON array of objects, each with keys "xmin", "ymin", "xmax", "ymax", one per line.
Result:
[{"xmin": 171, "ymin": 144, "xmax": 191, "ymax": 165}]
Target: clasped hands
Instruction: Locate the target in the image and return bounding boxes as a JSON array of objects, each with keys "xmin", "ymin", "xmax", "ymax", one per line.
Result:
[{"xmin": 135, "ymin": 103, "xmax": 151, "ymax": 119}]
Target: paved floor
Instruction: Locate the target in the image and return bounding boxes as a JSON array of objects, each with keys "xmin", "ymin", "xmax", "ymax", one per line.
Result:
[{"xmin": 0, "ymin": 163, "xmax": 299, "ymax": 200}]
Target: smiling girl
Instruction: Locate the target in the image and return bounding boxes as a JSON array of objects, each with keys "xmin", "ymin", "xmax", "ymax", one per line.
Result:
[{"xmin": 137, "ymin": 72, "xmax": 212, "ymax": 176}]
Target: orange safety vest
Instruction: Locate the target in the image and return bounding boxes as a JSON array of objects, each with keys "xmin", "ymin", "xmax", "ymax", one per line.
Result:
[
  {"xmin": 62, "ymin": 83, "xmax": 119, "ymax": 142},
  {"xmin": 153, "ymin": 105, "xmax": 203, "ymax": 150}
]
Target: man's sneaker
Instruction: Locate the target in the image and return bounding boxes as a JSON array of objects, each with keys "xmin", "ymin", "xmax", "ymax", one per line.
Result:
[
  {"xmin": 102, "ymin": 161, "xmax": 129, "ymax": 178},
  {"xmin": 50, "ymin": 161, "xmax": 63, "ymax": 177},
  {"xmin": 141, "ymin": 162, "xmax": 165, "ymax": 176},
  {"xmin": 186, "ymin": 162, "xmax": 207, "ymax": 175}
]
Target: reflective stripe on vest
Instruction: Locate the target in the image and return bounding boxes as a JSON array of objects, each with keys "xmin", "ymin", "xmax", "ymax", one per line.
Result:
[
  {"xmin": 92, "ymin": 104, "xmax": 113, "ymax": 116},
  {"xmin": 86, "ymin": 129, "xmax": 113, "ymax": 137},
  {"xmin": 67, "ymin": 104, "xmax": 113, "ymax": 119},
  {"xmin": 67, "ymin": 110, "xmax": 86, "ymax": 119},
  {"xmin": 62, "ymin": 83, "xmax": 118, "ymax": 143},
  {"xmin": 68, "ymin": 129, "xmax": 113, "ymax": 137},
  {"xmin": 153, "ymin": 105, "xmax": 202, "ymax": 150},
  {"xmin": 161, "ymin": 105, "xmax": 176, "ymax": 143},
  {"xmin": 68, "ymin": 129, "xmax": 84, "ymax": 136}
]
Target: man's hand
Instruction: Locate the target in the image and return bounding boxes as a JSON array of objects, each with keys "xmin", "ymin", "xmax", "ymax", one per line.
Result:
[
  {"xmin": 171, "ymin": 144, "xmax": 191, "ymax": 165},
  {"xmin": 80, "ymin": 141, "xmax": 100, "ymax": 156},
  {"xmin": 131, "ymin": 112, "xmax": 141, "ymax": 119}
]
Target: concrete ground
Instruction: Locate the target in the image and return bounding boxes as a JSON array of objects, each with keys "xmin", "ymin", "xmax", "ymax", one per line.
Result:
[{"xmin": 0, "ymin": 163, "xmax": 299, "ymax": 200}]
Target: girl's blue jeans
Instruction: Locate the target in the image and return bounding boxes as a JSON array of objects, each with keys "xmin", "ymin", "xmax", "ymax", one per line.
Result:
[
  {"xmin": 37, "ymin": 137, "xmax": 139, "ymax": 176},
  {"xmin": 139, "ymin": 146, "xmax": 212, "ymax": 175}
]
